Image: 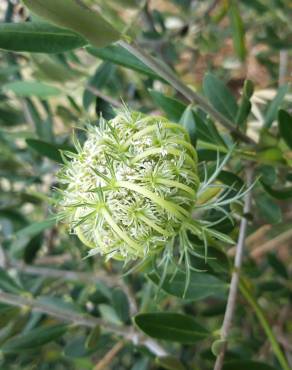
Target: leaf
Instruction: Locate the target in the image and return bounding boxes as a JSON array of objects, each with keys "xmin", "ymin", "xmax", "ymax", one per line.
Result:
[
  {"xmin": 87, "ymin": 45, "xmax": 162, "ymax": 80},
  {"xmin": 211, "ymin": 339, "xmax": 227, "ymax": 356},
  {"xmin": 235, "ymin": 80, "xmax": 254, "ymax": 127},
  {"xmin": 148, "ymin": 271, "xmax": 228, "ymax": 301},
  {"xmin": 264, "ymin": 85, "xmax": 288, "ymax": 128},
  {"xmin": 203, "ymin": 73, "xmax": 238, "ymax": 122},
  {"xmin": 3, "ymin": 81, "xmax": 61, "ymax": 98},
  {"xmin": 155, "ymin": 356, "xmax": 186, "ymax": 370},
  {"xmin": 15, "ymin": 218, "xmax": 56, "ymax": 239},
  {"xmin": 278, "ymin": 109, "xmax": 292, "ymax": 149},
  {"xmin": 23, "ymin": 0, "xmax": 120, "ymax": 49},
  {"xmin": 193, "ymin": 110, "xmax": 226, "ymax": 146},
  {"xmin": 111, "ymin": 288, "xmax": 130, "ymax": 324},
  {"xmin": 0, "ymin": 306, "xmax": 20, "ymax": 329},
  {"xmin": 85, "ymin": 326, "xmax": 101, "ymax": 350},
  {"xmin": 228, "ymin": 0, "xmax": 246, "ymax": 61},
  {"xmin": 223, "ymin": 361, "xmax": 278, "ymax": 370},
  {"xmin": 0, "ymin": 267, "xmax": 23, "ymax": 294},
  {"xmin": 98, "ymin": 304, "xmax": 122, "ymax": 325},
  {"xmin": 261, "ymin": 180, "xmax": 292, "ymax": 200},
  {"xmin": 83, "ymin": 62, "xmax": 115, "ymax": 110},
  {"xmin": 1, "ymin": 324, "xmax": 68, "ymax": 353},
  {"xmin": 149, "ymin": 90, "xmax": 186, "ymax": 121},
  {"xmin": 26, "ymin": 139, "xmax": 75, "ymax": 163},
  {"xmin": 95, "ymin": 98, "xmax": 115, "ymax": 120},
  {"xmin": 255, "ymin": 193, "xmax": 282, "ymax": 224},
  {"xmin": 0, "ymin": 22, "xmax": 86, "ymax": 53},
  {"xmin": 134, "ymin": 312, "xmax": 209, "ymax": 343},
  {"xmin": 179, "ymin": 105, "xmax": 197, "ymax": 146}
]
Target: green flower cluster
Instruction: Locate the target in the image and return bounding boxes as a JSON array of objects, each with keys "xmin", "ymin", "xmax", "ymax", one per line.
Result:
[{"xmin": 58, "ymin": 110, "xmax": 199, "ymax": 261}]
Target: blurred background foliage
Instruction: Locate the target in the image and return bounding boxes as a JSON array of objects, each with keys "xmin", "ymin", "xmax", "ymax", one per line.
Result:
[{"xmin": 0, "ymin": 0, "xmax": 291, "ymax": 369}]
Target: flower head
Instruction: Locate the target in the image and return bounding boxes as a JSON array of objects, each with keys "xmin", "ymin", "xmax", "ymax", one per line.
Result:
[{"xmin": 57, "ymin": 110, "xmax": 199, "ymax": 261}]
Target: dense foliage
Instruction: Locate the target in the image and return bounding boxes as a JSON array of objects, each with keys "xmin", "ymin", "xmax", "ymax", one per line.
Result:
[{"xmin": 0, "ymin": 1, "xmax": 291, "ymax": 370}]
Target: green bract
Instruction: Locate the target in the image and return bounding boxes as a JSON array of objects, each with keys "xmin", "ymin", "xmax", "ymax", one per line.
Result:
[{"xmin": 58, "ymin": 110, "xmax": 199, "ymax": 261}]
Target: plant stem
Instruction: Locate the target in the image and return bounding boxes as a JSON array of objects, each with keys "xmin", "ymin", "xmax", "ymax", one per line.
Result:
[
  {"xmin": 118, "ymin": 40, "xmax": 255, "ymax": 145},
  {"xmin": 213, "ymin": 167, "xmax": 253, "ymax": 370},
  {"xmin": 239, "ymin": 281, "xmax": 290, "ymax": 370},
  {"xmin": 0, "ymin": 291, "xmax": 167, "ymax": 357}
]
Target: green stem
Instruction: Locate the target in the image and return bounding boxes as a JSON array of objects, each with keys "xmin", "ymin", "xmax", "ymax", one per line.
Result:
[{"xmin": 239, "ymin": 281, "xmax": 290, "ymax": 370}]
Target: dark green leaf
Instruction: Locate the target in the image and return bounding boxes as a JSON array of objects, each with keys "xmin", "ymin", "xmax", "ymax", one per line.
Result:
[
  {"xmin": 264, "ymin": 85, "xmax": 288, "ymax": 128},
  {"xmin": 23, "ymin": 0, "xmax": 120, "ymax": 49},
  {"xmin": 193, "ymin": 110, "xmax": 226, "ymax": 146},
  {"xmin": 203, "ymin": 73, "xmax": 238, "ymax": 122},
  {"xmin": 95, "ymin": 98, "xmax": 115, "ymax": 120},
  {"xmin": 112, "ymin": 288, "xmax": 130, "ymax": 324},
  {"xmin": 278, "ymin": 109, "xmax": 292, "ymax": 149},
  {"xmin": 267, "ymin": 253, "xmax": 289, "ymax": 279},
  {"xmin": 261, "ymin": 180, "xmax": 292, "ymax": 200},
  {"xmin": 0, "ymin": 22, "xmax": 86, "ymax": 53},
  {"xmin": 85, "ymin": 326, "xmax": 101, "ymax": 350},
  {"xmin": 228, "ymin": 0, "xmax": 246, "ymax": 61},
  {"xmin": 0, "ymin": 267, "xmax": 23, "ymax": 294},
  {"xmin": 179, "ymin": 105, "xmax": 197, "ymax": 146},
  {"xmin": 149, "ymin": 90, "xmax": 186, "ymax": 121},
  {"xmin": 87, "ymin": 45, "xmax": 162, "ymax": 80},
  {"xmin": 1, "ymin": 324, "xmax": 68, "ymax": 352},
  {"xmin": 26, "ymin": 138, "xmax": 75, "ymax": 163},
  {"xmin": 134, "ymin": 312, "xmax": 209, "ymax": 343},
  {"xmin": 255, "ymin": 193, "xmax": 282, "ymax": 224},
  {"xmin": 148, "ymin": 271, "xmax": 227, "ymax": 301},
  {"xmin": 235, "ymin": 80, "xmax": 254, "ymax": 127},
  {"xmin": 3, "ymin": 81, "xmax": 61, "ymax": 98}
]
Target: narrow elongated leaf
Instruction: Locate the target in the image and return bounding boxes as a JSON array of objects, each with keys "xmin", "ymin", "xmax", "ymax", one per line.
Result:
[
  {"xmin": 3, "ymin": 81, "xmax": 61, "ymax": 98},
  {"xmin": 134, "ymin": 313, "xmax": 209, "ymax": 343},
  {"xmin": 255, "ymin": 193, "xmax": 282, "ymax": 224},
  {"xmin": 228, "ymin": 0, "xmax": 246, "ymax": 61},
  {"xmin": 0, "ymin": 22, "xmax": 86, "ymax": 53},
  {"xmin": 1, "ymin": 324, "xmax": 68, "ymax": 352},
  {"xmin": 23, "ymin": 0, "xmax": 120, "ymax": 49},
  {"xmin": 261, "ymin": 180, "xmax": 292, "ymax": 200},
  {"xmin": 235, "ymin": 80, "xmax": 254, "ymax": 127},
  {"xmin": 264, "ymin": 85, "xmax": 288, "ymax": 128},
  {"xmin": 87, "ymin": 45, "xmax": 162, "ymax": 80},
  {"xmin": 0, "ymin": 268, "xmax": 23, "ymax": 294},
  {"xmin": 26, "ymin": 139, "xmax": 75, "ymax": 163},
  {"xmin": 278, "ymin": 109, "xmax": 292, "ymax": 149},
  {"xmin": 15, "ymin": 218, "xmax": 56, "ymax": 239},
  {"xmin": 148, "ymin": 272, "xmax": 228, "ymax": 301},
  {"xmin": 149, "ymin": 90, "xmax": 186, "ymax": 121},
  {"xmin": 179, "ymin": 105, "xmax": 197, "ymax": 146},
  {"xmin": 203, "ymin": 73, "xmax": 238, "ymax": 122},
  {"xmin": 193, "ymin": 110, "xmax": 226, "ymax": 146},
  {"xmin": 112, "ymin": 288, "xmax": 130, "ymax": 323}
]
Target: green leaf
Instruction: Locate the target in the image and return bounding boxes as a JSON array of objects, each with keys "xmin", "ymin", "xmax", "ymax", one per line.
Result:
[
  {"xmin": 148, "ymin": 271, "xmax": 227, "ymax": 301},
  {"xmin": 0, "ymin": 267, "xmax": 23, "ymax": 294},
  {"xmin": 15, "ymin": 218, "xmax": 56, "ymax": 239},
  {"xmin": 261, "ymin": 180, "xmax": 292, "ymax": 200},
  {"xmin": 83, "ymin": 62, "xmax": 115, "ymax": 110},
  {"xmin": 203, "ymin": 73, "xmax": 238, "ymax": 122},
  {"xmin": 134, "ymin": 312, "xmax": 209, "ymax": 343},
  {"xmin": 0, "ymin": 306, "xmax": 20, "ymax": 329},
  {"xmin": 26, "ymin": 139, "xmax": 74, "ymax": 163},
  {"xmin": 155, "ymin": 356, "xmax": 186, "ymax": 370},
  {"xmin": 223, "ymin": 361, "xmax": 278, "ymax": 370},
  {"xmin": 228, "ymin": 0, "xmax": 246, "ymax": 61},
  {"xmin": 179, "ymin": 105, "xmax": 197, "ymax": 146},
  {"xmin": 149, "ymin": 90, "xmax": 186, "ymax": 121},
  {"xmin": 3, "ymin": 81, "xmax": 61, "ymax": 98},
  {"xmin": 1, "ymin": 324, "xmax": 68, "ymax": 353},
  {"xmin": 98, "ymin": 304, "xmax": 122, "ymax": 325},
  {"xmin": 211, "ymin": 339, "xmax": 227, "ymax": 356},
  {"xmin": 264, "ymin": 85, "xmax": 288, "ymax": 128},
  {"xmin": 0, "ymin": 22, "xmax": 86, "ymax": 53},
  {"xmin": 85, "ymin": 326, "xmax": 101, "ymax": 350},
  {"xmin": 255, "ymin": 193, "xmax": 282, "ymax": 224},
  {"xmin": 111, "ymin": 288, "xmax": 130, "ymax": 324},
  {"xmin": 23, "ymin": 0, "xmax": 120, "ymax": 49},
  {"xmin": 278, "ymin": 109, "xmax": 292, "ymax": 149},
  {"xmin": 235, "ymin": 80, "xmax": 254, "ymax": 127},
  {"xmin": 87, "ymin": 45, "xmax": 162, "ymax": 80},
  {"xmin": 193, "ymin": 110, "xmax": 226, "ymax": 146}
]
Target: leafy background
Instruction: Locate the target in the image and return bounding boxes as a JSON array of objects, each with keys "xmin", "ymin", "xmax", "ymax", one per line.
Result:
[{"xmin": 0, "ymin": 0, "xmax": 291, "ymax": 370}]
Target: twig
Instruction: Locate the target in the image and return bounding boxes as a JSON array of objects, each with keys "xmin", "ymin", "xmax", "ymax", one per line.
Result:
[
  {"xmin": 250, "ymin": 228, "xmax": 292, "ymax": 259},
  {"xmin": 93, "ymin": 340, "xmax": 124, "ymax": 370},
  {"xmin": 85, "ymin": 85, "xmax": 122, "ymax": 108},
  {"xmin": 0, "ymin": 291, "xmax": 167, "ymax": 356},
  {"xmin": 118, "ymin": 40, "xmax": 255, "ymax": 145},
  {"xmin": 213, "ymin": 167, "xmax": 254, "ymax": 370}
]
